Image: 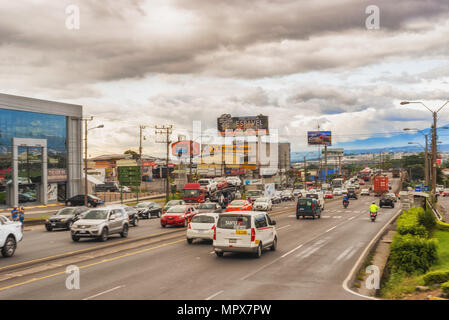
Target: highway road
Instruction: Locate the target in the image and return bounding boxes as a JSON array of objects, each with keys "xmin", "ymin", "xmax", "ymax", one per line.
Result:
[{"xmin": 0, "ymin": 178, "xmax": 401, "ymax": 300}]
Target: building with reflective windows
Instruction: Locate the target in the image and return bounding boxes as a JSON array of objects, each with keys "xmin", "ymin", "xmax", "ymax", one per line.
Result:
[{"xmin": 0, "ymin": 93, "xmax": 82, "ymax": 207}]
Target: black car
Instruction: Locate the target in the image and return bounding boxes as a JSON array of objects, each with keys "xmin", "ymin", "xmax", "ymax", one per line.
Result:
[
  {"xmin": 380, "ymin": 194, "xmax": 394, "ymax": 208},
  {"xmin": 135, "ymin": 202, "xmax": 162, "ymax": 219},
  {"xmin": 65, "ymin": 194, "xmax": 104, "ymax": 207},
  {"xmin": 45, "ymin": 206, "xmax": 89, "ymax": 231},
  {"xmin": 118, "ymin": 205, "xmax": 139, "ymax": 226},
  {"xmin": 347, "ymin": 191, "xmax": 358, "ymax": 200}
]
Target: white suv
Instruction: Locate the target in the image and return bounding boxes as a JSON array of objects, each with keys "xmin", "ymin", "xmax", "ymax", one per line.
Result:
[
  {"xmin": 0, "ymin": 215, "xmax": 23, "ymax": 258},
  {"xmin": 71, "ymin": 206, "xmax": 130, "ymax": 242},
  {"xmin": 213, "ymin": 211, "xmax": 277, "ymax": 258}
]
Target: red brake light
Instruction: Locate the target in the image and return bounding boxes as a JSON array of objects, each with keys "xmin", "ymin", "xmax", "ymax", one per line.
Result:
[
  {"xmin": 213, "ymin": 225, "xmax": 216, "ymax": 240},
  {"xmin": 188, "ymin": 223, "xmax": 191, "ymax": 229},
  {"xmin": 251, "ymin": 228, "xmax": 255, "ymax": 242}
]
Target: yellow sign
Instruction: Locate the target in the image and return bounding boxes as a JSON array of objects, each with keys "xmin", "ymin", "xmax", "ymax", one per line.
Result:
[
  {"xmin": 206, "ymin": 144, "xmax": 252, "ymax": 154},
  {"xmin": 236, "ymin": 230, "xmax": 247, "ymax": 235}
]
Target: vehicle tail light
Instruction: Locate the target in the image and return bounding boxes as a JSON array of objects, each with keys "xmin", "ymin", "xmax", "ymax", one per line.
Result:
[
  {"xmin": 213, "ymin": 225, "xmax": 216, "ymax": 240},
  {"xmin": 188, "ymin": 223, "xmax": 191, "ymax": 229},
  {"xmin": 251, "ymin": 228, "xmax": 255, "ymax": 242}
]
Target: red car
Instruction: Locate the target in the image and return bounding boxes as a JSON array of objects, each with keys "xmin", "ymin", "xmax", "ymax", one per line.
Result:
[
  {"xmin": 358, "ymin": 180, "xmax": 365, "ymax": 185},
  {"xmin": 443, "ymin": 189, "xmax": 449, "ymax": 197},
  {"xmin": 160, "ymin": 205, "xmax": 199, "ymax": 227},
  {"xmin": 225, "ymin": 200, "xmax": 252, "ymax": 212},
  {"xmin": 214, "ymin": 177, "xmax": 228, "ymax": 190},
  {"xmin": 324, "ymin": 191, "xmax": 334, "ymax": 199}
]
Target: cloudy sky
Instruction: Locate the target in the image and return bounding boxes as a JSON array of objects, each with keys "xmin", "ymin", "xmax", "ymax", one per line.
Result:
[{"xmin": 1, "ymin": 0, "xmax": 449, "ymax": 157}]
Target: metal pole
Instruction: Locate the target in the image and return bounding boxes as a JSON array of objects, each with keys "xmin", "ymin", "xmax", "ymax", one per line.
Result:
[
  {"xmin": 432, "ymin": 112, "xmax": 437, "ymax": 203},
  {"xmin": 424, "ymin": 135, "xmax": 429, "ymax": 186},
  {"xmin": 84, "ymin": 119, "xmax": 88, "ymax": 206},
  {"xmin": 324, "ymin": 145, "xmax": 327, "ymax": 183},
  {"xmin": 166, "ymin": 128, "xmax": 170, "ymax": 202}
]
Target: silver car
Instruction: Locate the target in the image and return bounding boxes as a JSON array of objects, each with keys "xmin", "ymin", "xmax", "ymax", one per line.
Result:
[{"xmin": 71, "ymin": 206, "xmax": 129, "ymax": 242}]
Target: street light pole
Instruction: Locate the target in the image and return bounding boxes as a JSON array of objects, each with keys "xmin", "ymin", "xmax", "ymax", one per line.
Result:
[
  {"xmin": 83, "ymin": 119, "xmax": 104, "ymax": 206},
  {"xmin": 401, "ymin": 100, "xmax": 449, "ymax": 203}
]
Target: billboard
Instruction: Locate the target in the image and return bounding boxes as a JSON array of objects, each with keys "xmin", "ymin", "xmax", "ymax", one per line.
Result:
[
  {"xmin": 202, "ymin": 144, "xmax": 252, "ymax": 154},
  {"xmin": 171, "ymin": 141, "xmax": 200, "ymax": 157},
  {"xmin": 217, "ymin": 114, "xmax": 269, "ymax": 136},
  {"xmin": 308, "ymin": 131, "xmax": 332, "ymax": 146},
  {"xmin": 322, "ymin": 148, "xmax": 343, "ymax": 156}
]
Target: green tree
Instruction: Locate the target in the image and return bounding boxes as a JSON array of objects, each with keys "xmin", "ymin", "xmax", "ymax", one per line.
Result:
[{"xmin": 124, "ymin": 149, "xmax": 140, "ymax": 160}]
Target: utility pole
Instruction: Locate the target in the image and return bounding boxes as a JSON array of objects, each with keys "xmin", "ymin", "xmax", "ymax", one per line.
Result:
[
  {"xmin": 431, "ymin": 113, "xmax": 437, "ymax": 201},
  {"xmin": 189, "ymin": 139, "xmax": 193, "ymax": 182},
  {"xmin": 83, "ymin": 118, "xmax": 90, "ymax": 207},
  {"xmin": 324, "ymin": 145, "xmax": 328, "ymax": 183},
  {"xmin": 424, "ymin": 134, "xmax": 429, "ymax": 187},
  {"xmin": 155, "ymin": 125, "xmax": 173, "ymax": 202},
  {"xmin": 304, "ymin": 156, "xmax": 307, "ymax": 184},
  {"xmin": 139, "ymin": 125, "xmax": 146, "ymax": 194}
]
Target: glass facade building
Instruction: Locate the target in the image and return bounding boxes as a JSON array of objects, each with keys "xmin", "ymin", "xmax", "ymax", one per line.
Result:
[{"xmin": 0, "ymin": 93, "xmax": 82, "ymax": 207}]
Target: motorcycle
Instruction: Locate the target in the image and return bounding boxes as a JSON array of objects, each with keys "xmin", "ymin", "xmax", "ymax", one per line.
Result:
[
  {"xmin": 370, "ymin": 211, "xmax": 377, "ymax": 222},
  {"xmin": 343, "ymin": 200, "xmax": 349, "ymax": 209}
]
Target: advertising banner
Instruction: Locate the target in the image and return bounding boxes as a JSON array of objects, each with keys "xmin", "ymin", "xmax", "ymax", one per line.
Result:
[
  {"xmin": 217, "ymin": 114, "xmax": 269, "ymax": 136},
  {"xmin": 172, "ymin": 141, "xmax": 200, "ymax": 157},
  {"xmin": 307, "ymin": 131, "xmax": 332, "ymax": 146},
  {"xmin": 322, "ymin": 148, "xmax": 343, "ymax": 156}
]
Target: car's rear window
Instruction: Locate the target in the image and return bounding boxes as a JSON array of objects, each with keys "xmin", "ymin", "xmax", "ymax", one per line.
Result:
[
  {"xmin": 297, "ymin": 199, "xmax": 312, "ymax": 207},
  {"xmin": 217, "ymin": 215, "xmax": 251, "ymax": 229},
  {"xmin": 192, "ymin": 215, "xmax": 215, "ymax": 223}
]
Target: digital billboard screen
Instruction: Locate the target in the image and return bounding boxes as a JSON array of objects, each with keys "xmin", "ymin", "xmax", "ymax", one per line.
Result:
[
  {"xmin": 307, "ymin": 131, "xmax": 332, "ymax": 146},
  {"xmin": 217, "ymin": 114, "xmax": 269, "ymax": 136}
]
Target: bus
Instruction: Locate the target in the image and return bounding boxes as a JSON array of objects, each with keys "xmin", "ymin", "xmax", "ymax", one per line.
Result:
[{"xmin": 331, "ymin": 178, "xmax": 344, "ymax": 189}]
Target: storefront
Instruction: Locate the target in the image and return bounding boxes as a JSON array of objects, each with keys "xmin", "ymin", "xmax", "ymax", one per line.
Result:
[{"xmin": 0, "ymin": 93, "xmax": 82, "ymax": 207}]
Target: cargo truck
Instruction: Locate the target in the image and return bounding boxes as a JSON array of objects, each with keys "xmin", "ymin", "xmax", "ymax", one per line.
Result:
[
  {"xmin": 373, "ymin": 175, "xmax": 389, "ymax": 196},
  {"xmin": 182, "ymin": 183, "xmax": 206, "ymax": 203}
]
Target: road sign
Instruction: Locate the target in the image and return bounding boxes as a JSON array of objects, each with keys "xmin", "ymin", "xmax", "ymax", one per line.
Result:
[
  {"xmin": 414, "ymin": 186, "xmax": 421, "ymax": 192},
  {"xmin": 118, "ymin": 166, "xmax": 141, "ymax": 186}
]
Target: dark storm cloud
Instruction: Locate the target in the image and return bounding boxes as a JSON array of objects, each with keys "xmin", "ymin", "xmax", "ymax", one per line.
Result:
[{"xmin": 0, "ymin": 0, "xmax": 449, "ymax": 87}]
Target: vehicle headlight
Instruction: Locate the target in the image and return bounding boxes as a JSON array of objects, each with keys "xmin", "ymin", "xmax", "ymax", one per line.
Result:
[
  {"xmin": 45, "ymin": 219, "xmax": 49, "ymax": 222},
  {"xmin": 60, "ymin": 219, "xmax": 66, "ymax": 222}
]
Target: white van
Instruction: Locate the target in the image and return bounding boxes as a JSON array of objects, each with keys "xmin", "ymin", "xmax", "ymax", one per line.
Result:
[
  {"xmin": 213, "ymin": 211, "xmax": 277, "ymax": 258},
  {"xmin": 305, "ymin": 192, "xmax": 325, "ymax": 210}
]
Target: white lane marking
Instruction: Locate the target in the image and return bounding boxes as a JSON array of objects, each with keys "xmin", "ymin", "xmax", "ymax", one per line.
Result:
[
  {"xmin": 321, "ymin": 215, "xmax": 330, "ymax": 218},
  {"xmin": 83, "ymin": 286, "xmax": 124, "ymax": 300},
  {"xmin": 296, "ymin": 243, "xmax": 325, "ymax": 260},
  {"xmin": 288, "ymin": 215, "xmax": 295, "ymax": 218},
  {"xmin": 345, "ymin": 247, "xmax": 359, "ymax": 261},
  {"xmin": 205, "ymin": 290, "xmax": 224, "ymax": 300},
  {"xmin": 336, "ymin": 246, "xmax": 354, "ymax": 261},
  {"xmin": 281, "ymin": 244, "xmax": 303, "ymax": 258},
  {"xmin": 325, "ymin": 226, "xmax": 337, "ymax": 233},
  {"xmin": 277, "ymin": 225, "xmax": 291, "ymax": 231},
  {"xmin": 348, "ymin": 216, "xmax": 355, "ymax": 221},
  {"xmin": 333, "ymin": 216, "xmax": 342, "ymax": 219}
]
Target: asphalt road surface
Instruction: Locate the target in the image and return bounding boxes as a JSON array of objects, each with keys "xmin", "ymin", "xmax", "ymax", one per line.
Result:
[{"xmin": 0, "ymin": 178, "xmax": 401, "ymax": 300}]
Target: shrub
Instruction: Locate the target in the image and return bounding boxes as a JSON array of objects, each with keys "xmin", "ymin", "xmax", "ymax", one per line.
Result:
[
  {"xmin": 396, "ymin": 209, "xmax": 428, "ymax": 238},
  {"xmin": 418, "ymin": 209, "xmax": 436, "ymax": 231},
  {"xmin": 436, "ymin": 220, "xmax": 449, "ymax": 232},
  {"xmin": 423, "ymin": 270, "xmax": 449, "ymax": 285},
  {"xmin": 441, "ymin": 281, "xmax": 449, "ymax": 295},
  {"xmin": 389, "ymin": 234, "xmax": 438, "ymax": 274}
]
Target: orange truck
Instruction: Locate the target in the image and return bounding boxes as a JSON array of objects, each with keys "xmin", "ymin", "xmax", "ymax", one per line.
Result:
[
  {"xmin": 183, "ymin": 183, "xmax": 206, "ymax": 203},
  {"xmin": 373, "ymin": 175, "xmax": 389, "ymax": 196}
]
